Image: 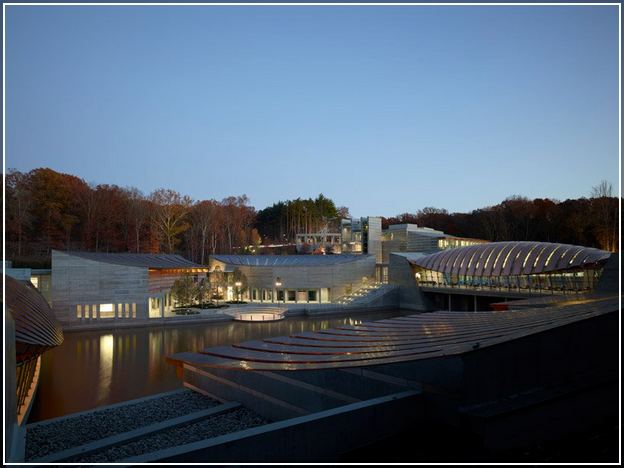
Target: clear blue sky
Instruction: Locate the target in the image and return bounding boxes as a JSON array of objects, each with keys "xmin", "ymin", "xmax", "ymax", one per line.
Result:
[{"xmin": 5, "ymin": 5, "xmax": 620, "ymax": 217}]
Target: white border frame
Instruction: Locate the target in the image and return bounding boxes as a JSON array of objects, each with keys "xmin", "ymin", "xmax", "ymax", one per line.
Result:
[{"xmin": 2, "ymin": 2, "xmax": 621, "ymax": 466}]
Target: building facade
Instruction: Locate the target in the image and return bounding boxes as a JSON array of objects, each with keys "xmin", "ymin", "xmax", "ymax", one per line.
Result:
[
  {"xmin": 209, "ymin": 254, "xmax": 376, "ymax": 304},
  {"xmin": 381, "ymin": 224, "xmax": 488, "ymax": 263},
  {"xmin": 51, "ymin": 251, "xmax": 208, "ymax": 327}
]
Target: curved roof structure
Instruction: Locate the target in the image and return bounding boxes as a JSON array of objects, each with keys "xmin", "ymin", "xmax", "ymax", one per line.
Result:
[
  {"xmin": 167, "ymin": 295, "xmax": 617, "ymax": 371},
  {"xmin": 212, "ymin": 254, "xmax": 373, "ymax": 267},
  {"xmin": 3, "ymin": 275, "xmax": 64, "ymax": 362},
  {"xmin": 59, "ymin": 251, "xmax": 206, "ymax": 269},
  {"xmin": 410, "ymin": 241, "xmax": 610, "ymax": 277}
]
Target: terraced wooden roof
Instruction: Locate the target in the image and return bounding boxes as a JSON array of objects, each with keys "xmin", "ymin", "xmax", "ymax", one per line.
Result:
[
  {"xmin": 168, "ymin": 295, "xmax": 617, "ymax": 372},
  {"xmin": 410, "ymin": 241, "xmax": 610, "ymax": 276}
]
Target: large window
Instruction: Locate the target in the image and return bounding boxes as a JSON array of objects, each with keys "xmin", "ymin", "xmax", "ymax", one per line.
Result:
[
  {"xmin": 149, "ymin": 297, "xmax": 161, "ymax": 318},
  {"xmin": 99, "ymin": 303, "xmax": 115, "ymax": 319},
  {"xmin": 76, "ymin": 304, "xmax": 82, "ymax": 319}
]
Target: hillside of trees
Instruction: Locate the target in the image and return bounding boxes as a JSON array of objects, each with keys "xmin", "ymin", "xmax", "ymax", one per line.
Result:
[
  {"xmin": 4, "ymin": 167, "xmax": 619, "ymax": 267},
  {"xmin": 5, "ymin": 168, "xmax": 257, "ymax": 266},
  {"xmin": 382, "ymin": 184, "xmax": 619, "ymax": 253}
]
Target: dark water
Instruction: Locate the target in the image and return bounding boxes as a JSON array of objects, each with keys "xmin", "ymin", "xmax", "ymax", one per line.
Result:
[{"xmin": 29, "ymin": 309, "xmax": 411, "ymax": 423}]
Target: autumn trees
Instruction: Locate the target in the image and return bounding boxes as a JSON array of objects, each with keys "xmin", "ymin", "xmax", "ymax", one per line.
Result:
[
  {"xmin": 4, "ymin": 167, "xmax": 619, "ymax": 269},
  {"xmin": 4, "ymin": 168, "xmax": 256, "ymax": 264},
  {"xmin": 381, "ymin": 189, "xmax": 620, "ymax": 252}
]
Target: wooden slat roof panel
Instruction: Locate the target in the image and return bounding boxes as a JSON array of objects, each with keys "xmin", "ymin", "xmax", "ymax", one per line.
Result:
[
  {"xmin": 169, "ymin": 296, "xmax": 617, "ymax": 372},
  {"xmin": 3, "ymin": 275, "xmax": 64, "ymax": 361}
]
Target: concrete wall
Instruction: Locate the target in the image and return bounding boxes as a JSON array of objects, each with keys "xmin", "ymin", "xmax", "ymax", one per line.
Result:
[
  {"xmin": 210, "ymin": 256, "xmax": 376, "ymax": 302},
  {"xmin": 365, "ymin": 217, "xmax": 383, "ymax": 264},
  {"xmin": 381, "ymin": 228, "xmax": 443, "ymax": 262},
  {"xmin": 51, "ymin": 251, "xmax": 149, "ymax": 326},
  {"xmin": 595, "ymin": 253, "xmax": 619, "ymax": 293},
  {"xmin": 388, "ymin": 253, "xmax": 433, "ymax": 311}
]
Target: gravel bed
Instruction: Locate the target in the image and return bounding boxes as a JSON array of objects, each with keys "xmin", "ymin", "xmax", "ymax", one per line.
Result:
[
  {"xmin": 67, "ymin": 407, "xmax": 268, "ymax": 462},
  {"xmin": 26, "ymin": 390, "xmax": 218, "ymax": 460}
]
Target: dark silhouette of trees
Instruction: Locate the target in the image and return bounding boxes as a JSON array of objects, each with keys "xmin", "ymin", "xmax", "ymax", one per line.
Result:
[
  {"xmin": 255, "ymin": 194, "xmax": 340, "ymax": 244},
  {"xmin": 4, "ymin": 167, "xmax": 619, "ymax": 269},
  {"xmin": 382, "ymin": 189, "xmax": 620, "ymax": 252}
]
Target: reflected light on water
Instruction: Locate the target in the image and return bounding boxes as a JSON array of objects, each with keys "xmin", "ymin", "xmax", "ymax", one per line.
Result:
[
  {"xmin": 30, "ymin": 309, "xmax": 412, "ymax": 422},
  {"xmin": 97, "ymin": 335, "xmax": 114, "ymax": 404}
]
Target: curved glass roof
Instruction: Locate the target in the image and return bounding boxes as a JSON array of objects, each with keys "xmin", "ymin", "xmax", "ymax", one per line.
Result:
[{"xmin": 410, "ymin": 241, "xmax": 610, "ymax": 276}]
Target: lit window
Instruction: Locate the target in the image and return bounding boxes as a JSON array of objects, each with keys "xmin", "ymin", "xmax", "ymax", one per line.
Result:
[
  {"xmin": 568, "ymin": 249, "xmax": 583, "ymax": 265},
  {"xmin": 466, "ymin": 251, "xmax": 478, "ymax": 270},
  {"xmin": 85, "ymin": 304, "xmax": 90, "ymax": 319},
  {"xmin": 534, "ymin": 246, "xmax": 549, "ymax": 269},
  {"xmin": 483, "ymin": 248, "xmax": 496, "ymax": 270},
  {"xmin": 31, "ymin": 276, "xmax": 39, "ymax": 288},
  {"xmin": 118, "ymin": 303, "xmax": 123, "ymax": 318},
  {"xmin": 502, "ymin": 246, "xmax": 517, "ymax": 269},
  {"xmin": 544, "ymin": 246, "xmax": 561, "ymax": 267},
  {"xmin": 522, "ymin": 245, "xmax": 539, "ymax": 269},
  {"xmin": 491, "ymin": 246, "xmax": 507, "ymax": 271},
  {"xmin": 132, "ymin": 303, "xmax": 137, "ymax": 318},
  {"xmin": 76, "ymin": 305, "xmax": 82, "ymax": 319},
  {"xmin": 100, "ymin": 303, "xmax": 115, "ymax": 319}
]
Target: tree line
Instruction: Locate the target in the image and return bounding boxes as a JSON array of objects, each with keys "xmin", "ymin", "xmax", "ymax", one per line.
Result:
[
  {"xmin": 382, "ymin": 183, "xmax": 619, "ymax": 253},
  {"xmin": 4, "ymin": 168, "xmax": 619, "ymax": 268},
  {"xmin": 255, "ymin": 195, "xmax": 349, "ymax": 244},
  {"xmin": 5, "ymin": 168, "xmax": 257, "ymax": 266}
]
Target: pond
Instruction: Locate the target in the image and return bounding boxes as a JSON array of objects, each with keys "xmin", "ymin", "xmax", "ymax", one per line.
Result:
[{"xmin": 29, "ymin": 309, "xmax": 412, "ymax": 422}]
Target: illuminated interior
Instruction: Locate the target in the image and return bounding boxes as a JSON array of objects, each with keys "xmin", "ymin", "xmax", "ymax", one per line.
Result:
[{"xmin": 411, "ymin": 241, "xmax": 610, "ymax": 295}]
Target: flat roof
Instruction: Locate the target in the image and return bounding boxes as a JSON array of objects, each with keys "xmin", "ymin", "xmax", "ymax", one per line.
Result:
[
  {"xmin": 58, "ymin": 251, "xmax": 206, "ymax": 269},
  {"xmin": 211, "ymin": 254, "xmax": 372, "ymax": 267}
]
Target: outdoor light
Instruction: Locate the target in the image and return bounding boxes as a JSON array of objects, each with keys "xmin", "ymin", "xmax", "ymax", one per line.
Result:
[
  {"xmin": 275, "ymin": 277, "xmax": 282, "ymax": 287},
  {"xmin": 235, "ymin": 281, "xmax": 242, "ymax": 287},
  {"xmin": 415, "ymin": 272, "xmax": 421, "ymax": 280}
]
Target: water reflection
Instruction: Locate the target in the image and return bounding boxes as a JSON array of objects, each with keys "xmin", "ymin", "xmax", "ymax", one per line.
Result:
[
  {"xmin": 29, "ymin": 309, "xmax": 409, "ymax": 422},
  {"xmin": 98, "ymin": 335, "xmax": 114, "ymax": 404}
]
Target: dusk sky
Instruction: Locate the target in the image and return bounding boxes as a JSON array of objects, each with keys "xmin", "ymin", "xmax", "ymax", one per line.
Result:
[{"xmin": 5, "ymin": 5, "xmax": 619, "ymax": 217}]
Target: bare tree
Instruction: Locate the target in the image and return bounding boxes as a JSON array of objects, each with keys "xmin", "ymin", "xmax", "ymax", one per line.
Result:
[
  {"xmin": 5, "ymin": 170, "xmax": 32, "ymax": 256},
  {"xmin": 591, "ymin": 180, "xmax": 618, "ymax": 252},
  {"xmin": 126, "ymin": 188, "xmax": 149, "ymax": 253},
  {"xmin": 150, "ymin": 189, "xmax": 192, "ymax": 253},
  {"xmin": 191, "ymin": 200, "xmax": 219, "ymax": 264}
]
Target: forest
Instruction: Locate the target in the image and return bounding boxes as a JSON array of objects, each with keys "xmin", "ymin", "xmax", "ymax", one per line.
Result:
[{"xmin": 4, "ymin": 168, "xmax": 619, "ymax": 267}]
